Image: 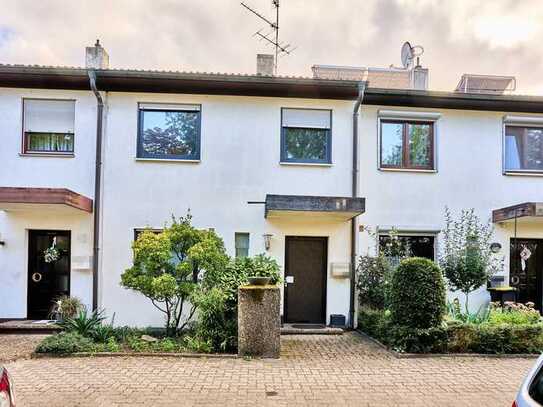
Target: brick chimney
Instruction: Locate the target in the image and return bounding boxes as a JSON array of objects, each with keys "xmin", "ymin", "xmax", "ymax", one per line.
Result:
[
  {"xmin": 86, "ymin": 39, "xmax": 109, "ymax": 69},
  {"xmin": 257, "ymin": 54, "xmax": 274, "ymax": 76}
]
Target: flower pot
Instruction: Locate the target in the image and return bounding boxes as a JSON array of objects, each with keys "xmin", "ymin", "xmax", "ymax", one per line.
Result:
[{"xmin": 248, "ymin": 276, "xmax": 271, "ymax": 286}]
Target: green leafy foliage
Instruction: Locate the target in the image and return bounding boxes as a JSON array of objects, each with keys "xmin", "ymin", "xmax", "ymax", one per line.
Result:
[
  {"xmin": 58, "ymin": 309, "xmax": 106, "ymax": 337},
  {"xmin": 359, "ymin": 307, "xmax": 543, "ymax": 354},
  {"xmin": 487, "ymin": 302, "xmax": 541, "ymax": 325},
  {"xmin": 439, "ymin": 207, "xmax": 503, "ymax": 313},
  {"xmin": 121, "ymin": 213, "xmax": 228, "ymax": 336},
  {"xmin": 389, "ymin": 257, "xmax": 446, "ymax": 329},
  {"xmin": 194, "ymin": 254, "xmax": 281, "ymax": 352},
  {"xmin": 356, "ymin": 254, "xmax": 392, "ymax": 310},
  {"xmin": 446, "ymin": 298, "xmax": 490, "ymax": 324},
  {"xmin": 35, "ymin": 332, "xmax": 94, "ymax": 354}
]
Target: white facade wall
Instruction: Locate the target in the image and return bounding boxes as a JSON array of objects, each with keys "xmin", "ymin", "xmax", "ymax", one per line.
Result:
[
  {"xmin": 2, "ymin": 85, "xmax": 542, "ymax": 323},
  {"xmin": 0, "ymin": 88, "xmax": 96, "ymax": 318},
  {"xmin": 100, "ymin": 93, "xmax": 354, "ymax": 326},
  {"xmin": 358, "ymin": 105, "xmax": 543, "ymax": 311}
]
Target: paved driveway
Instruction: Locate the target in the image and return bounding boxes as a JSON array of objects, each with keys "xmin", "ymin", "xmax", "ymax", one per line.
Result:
[{"xmin": 3, "ymin": 333, "xmax": 536, "ymax": 406}]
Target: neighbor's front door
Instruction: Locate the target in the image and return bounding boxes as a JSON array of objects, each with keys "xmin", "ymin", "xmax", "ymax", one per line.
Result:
[
  {"xmin": 284, "ymin": 236, "xmax": 327, "ymax": 324},
  {"xmin": 510, "ymin": 238, "xmax": 543, "ymax": 310},
  {"xmin": 27, "ymin": 230, "xmax": 71, "ymax": 319}
]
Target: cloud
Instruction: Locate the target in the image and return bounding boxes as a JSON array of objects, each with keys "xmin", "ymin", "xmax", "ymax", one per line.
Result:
[{"xmin": 1, "ymin": 0, "xmax": 543, "ymax": 93}]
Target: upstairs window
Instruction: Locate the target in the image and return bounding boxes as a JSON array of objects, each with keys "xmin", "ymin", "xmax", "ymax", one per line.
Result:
[
  {"xmin": 380, "ymin": 120, "xmax": 434, "ymax": 170},
  {"xmin": 137, "ymin": 103, "xmax": 201, "ymax": 160},
  {"xmin": 235, "ymin": 233, "xmax": 250, "ymax": 258},
  {"xmin": 281, "ymin": 108, "xmax": 332, "ymax": 164},
  {"xmin": 23, "ymin": 99, "xmax": 75, "ymax": 154},
  {"xmin": 505, "ymin": 125, "xmax": 543, "ymax": 172}
]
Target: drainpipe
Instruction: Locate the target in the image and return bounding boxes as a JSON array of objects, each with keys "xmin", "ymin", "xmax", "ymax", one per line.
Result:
[
  {"xmin": 349, "ymin": 82, "xmax": 366, "ymax": 329},
  {"xmin": 88, "ymin": 69, "xmax": 104, "ymax": 311}
]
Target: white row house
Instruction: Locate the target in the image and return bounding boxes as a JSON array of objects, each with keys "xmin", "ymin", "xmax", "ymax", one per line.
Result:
[{"xmin": 1, "ymin": 42, "xmax": 542, "ymax": 327}]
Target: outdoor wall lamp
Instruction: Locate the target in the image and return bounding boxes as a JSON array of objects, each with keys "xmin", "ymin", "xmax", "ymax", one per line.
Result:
[
  {"xmin": 490, "ymin": 242, "xmax": 502, "ymax": 253},
  {"xmin": 263, "ymin": 233, "xmax": 273, "ymax": 251},
  {"xmin": 0, "ymin": 232, "xmax": 4, "ymax": 246}
]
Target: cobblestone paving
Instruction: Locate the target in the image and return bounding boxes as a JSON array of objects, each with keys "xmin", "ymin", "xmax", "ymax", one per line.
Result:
[
  {"xmin": 3, "ymin": 333, "xmax": 536, "ymax": 406},
  {"xmin": 0, "ymin": 334, "xmax": 49, "ymax": 362}
]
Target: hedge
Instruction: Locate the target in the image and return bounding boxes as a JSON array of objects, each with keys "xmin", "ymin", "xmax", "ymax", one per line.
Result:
[{"xmin": 358, "ymin": 307, "xmax": 543, "ymax": 354}]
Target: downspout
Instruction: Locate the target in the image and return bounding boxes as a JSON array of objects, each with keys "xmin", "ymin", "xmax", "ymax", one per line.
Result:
[
  {"xmin": 88, "ymin": 69, "xmax": 104, "ymax": 311},
  {"xmin": 349, "ymin": 82, "xmax": 366, "ymax": 329}
]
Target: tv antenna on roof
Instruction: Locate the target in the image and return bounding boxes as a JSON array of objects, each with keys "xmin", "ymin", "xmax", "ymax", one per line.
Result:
[
  {"xmin": 401, "ymin": 41, "xmax": 424, "ymax": 69},
  {"xmin": 241, "ymin": 0, "xmax": 296, "ymax": 75}
]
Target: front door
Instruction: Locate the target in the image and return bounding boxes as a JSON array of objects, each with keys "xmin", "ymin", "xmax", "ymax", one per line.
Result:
[
  {"xmin": 27, "ymin": 230, "xmax": 71, "ymax": 319},
  {"xmin": 510, "ymin": 238, "xmax": 543, "ymax": 310},
  {"xmin": 284, "ymin": 236, "xmax": 327, "ymax": 324}
]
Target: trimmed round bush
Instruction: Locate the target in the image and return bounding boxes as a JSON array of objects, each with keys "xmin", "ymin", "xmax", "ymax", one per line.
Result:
[{"xmin": 389, "ymin": 257, "xmax": 446, "ymax": 329}]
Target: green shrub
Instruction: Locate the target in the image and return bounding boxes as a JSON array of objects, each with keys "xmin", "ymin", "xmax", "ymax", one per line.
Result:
[
  {"xmin": 35, "ymin": 332, "xmax": 93, "ymax": 354},
  {"xmin": 358, "ymin": 308, "xmax": 447, "ymax": 353},
  {"xmin": 184, "ymin": 336, "xmax": 213, "ymax": 353},
  {"xmin": 58, "ymin": 309, "xmax": 106, "ymax": 337},
  {"xmin": 487, "ymin": 303, "xmax": 541, "ymax": 326},
  {"xmin": 357, "ymin": 307, "xmax": 390, "ymax": 340},
  {"xmin": 388, "ymin": 325, "xmax": 448, "ymax": 353},
  {"xmin": 389, "ymin": 257, "xmax": 446, "ymax": 329},
  {"xmin": 91, "ymin": 337, "xmax": 121, "ymax": 353},
  {"xmin": 356, "ymin": 255, "xmax": 391, "ymax": 310}
]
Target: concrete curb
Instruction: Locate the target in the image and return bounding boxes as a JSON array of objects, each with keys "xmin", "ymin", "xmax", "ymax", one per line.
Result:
[
  {"xmin": 31, "ymin": 351, "xmax": 238, "ymax": 359},
  {"xmin": 355, "ymin": 330, "xmax": 540, "ymax": 359}
]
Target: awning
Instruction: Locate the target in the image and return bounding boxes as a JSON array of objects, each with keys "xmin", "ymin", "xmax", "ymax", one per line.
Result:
[
  {"xmin": 0, "ymin": 187, "xmax": 93, "ymax": 213},
  {"xmin": 492, "ymin": 202, "xmax": 543, "ymax": 223},
  {"xmin": 265, "ymin": 194, "xmax": 365, "ymax": 221}
]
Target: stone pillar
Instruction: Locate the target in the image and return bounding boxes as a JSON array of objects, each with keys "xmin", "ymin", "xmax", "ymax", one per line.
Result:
[{"xmin": 238, "ymin": 285, "xmax": 280, "ymax": 358}]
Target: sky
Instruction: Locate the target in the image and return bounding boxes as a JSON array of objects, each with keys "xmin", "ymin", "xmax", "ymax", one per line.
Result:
[{"xmin": 1, "ymin": 0, "xmax": 543, "ymax": 94}]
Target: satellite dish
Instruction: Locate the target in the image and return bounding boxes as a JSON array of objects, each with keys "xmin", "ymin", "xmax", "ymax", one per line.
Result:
[
  {"xmin": 401, "ymin": 42, "xmax": 414, "ymax": 69},
  {"xmin": 401, "ymin": 42, "xmax": 425, "ymax": 69}
]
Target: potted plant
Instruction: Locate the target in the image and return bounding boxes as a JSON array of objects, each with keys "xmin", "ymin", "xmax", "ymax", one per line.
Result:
[
  {"xmin": 246, "ymin": 254, "xmax": 281, "ymax": 286},
  {"xmin": 49, "ymin": 295, "xmax": 84, "ymax": 322}
]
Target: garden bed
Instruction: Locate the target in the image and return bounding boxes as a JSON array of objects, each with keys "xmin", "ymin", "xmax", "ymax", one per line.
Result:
[
  {"xmin": 33, "ymin": 327, "xmax": 229, "ymax": 357},
  {"xmin": 358, "ymin": 307, "xmax": 543, "ymax": 355}
]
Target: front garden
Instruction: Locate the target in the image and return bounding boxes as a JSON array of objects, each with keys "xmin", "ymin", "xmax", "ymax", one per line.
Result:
[
  {"xmin": 35, "ymin": 212, "xmax": 281, "ymax": 356},
  {"xmin": 357, "ymin": 208, "xmax": 543, "ymax": 354}
]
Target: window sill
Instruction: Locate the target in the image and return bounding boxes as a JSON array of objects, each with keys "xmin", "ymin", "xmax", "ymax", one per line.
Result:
[
  {"xmin": 503, "ymin": 171, "xmax": 543, "ymax": 177},
  {"xmin": 19, "ymin": 153, "xmax": 74, "ymax": 158},
  {"xmin": 279, "ymin": 161, "xmax": 333, "ymax": 167},
  {"xmin": 379, "ymin": 167, "xmax": 437, "ymax": 174},
  {"xmin": 135, "ymin": 157, "xmax": 201, "ymax": 164}
]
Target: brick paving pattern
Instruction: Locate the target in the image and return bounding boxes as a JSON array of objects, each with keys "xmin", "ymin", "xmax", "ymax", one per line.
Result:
[
  {"xmin": 3, "ymin": 332, "xmax": 535, "ymax": 406},
  {"xmin": 0, "ymin": 334, "xmax": 49, "ymax": 362}
]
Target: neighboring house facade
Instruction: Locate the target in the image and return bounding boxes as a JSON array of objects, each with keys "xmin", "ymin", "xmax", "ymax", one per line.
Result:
[{"xmin": 1, "ymin": 42, "xmax": 542, "ymax": 326}]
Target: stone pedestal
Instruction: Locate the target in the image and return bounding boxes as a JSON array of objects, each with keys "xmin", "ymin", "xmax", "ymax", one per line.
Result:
[{"xmin": 238, "ymin": 285, "xmax": 280, "ymax": 358}]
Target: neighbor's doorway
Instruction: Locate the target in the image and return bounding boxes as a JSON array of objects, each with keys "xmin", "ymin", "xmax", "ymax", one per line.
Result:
[
  {"xmin": 510, "ymin": 238, "xmax": 543, "ymax": 311},
  {"xmin": 284, "ymin": 236, "xmax": 327, "ymax": 324},
  {"xmin": 27, "ymin": 230, "xmax": 71, "ymax": 319}
]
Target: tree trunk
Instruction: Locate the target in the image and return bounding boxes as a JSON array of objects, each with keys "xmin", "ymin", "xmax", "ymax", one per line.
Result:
[{"xmin": 464, "ymin": 291, "xmax": 470, "ymax": 315}]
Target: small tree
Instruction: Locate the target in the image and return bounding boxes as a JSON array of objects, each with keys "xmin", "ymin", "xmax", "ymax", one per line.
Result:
[
  {"xmin": 439, "ymin": 208, "xmax": 503, "ymax": 314},
  {"xmin": 121, "ymin": 213, "xmax": 228, "ymax": 336}
]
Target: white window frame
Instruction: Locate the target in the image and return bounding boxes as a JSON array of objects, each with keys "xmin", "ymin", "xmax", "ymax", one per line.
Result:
[
  {"xmin": 377, "ymin": 110, "xmax": 441, "ymax": 173},
  {"xmin": 21, "ymin": 98, "xmax": 76, "ymax": 156}
]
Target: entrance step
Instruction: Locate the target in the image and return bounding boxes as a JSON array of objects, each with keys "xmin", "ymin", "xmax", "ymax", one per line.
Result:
[
  {"xmin": 0, "ymin": 320, "xmax": 61, "ymax": 334},
  {"xmin": 281, "ymin": 324, "xmax": 344, "ymax": 335}
]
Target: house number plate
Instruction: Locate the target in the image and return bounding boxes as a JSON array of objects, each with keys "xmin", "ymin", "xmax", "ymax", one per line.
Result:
[{"xmin": 286, "ymin": 276, "xmax": 294, "ymax": 284}]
